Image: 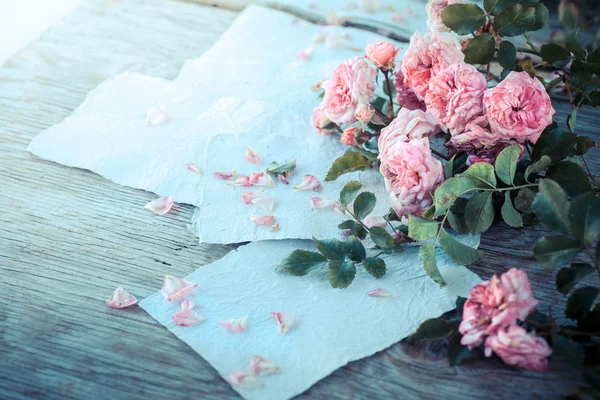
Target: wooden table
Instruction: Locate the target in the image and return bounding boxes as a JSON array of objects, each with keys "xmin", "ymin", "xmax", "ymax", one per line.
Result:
[{"xmin": 1, "ymin": 1, "xmax": 598, "ymax": 399}]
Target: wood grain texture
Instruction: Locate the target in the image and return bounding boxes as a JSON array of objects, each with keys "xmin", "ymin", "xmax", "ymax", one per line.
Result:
[{"xmin": 1, "ymin": 1, "xmax": 599, "ymax": 399}]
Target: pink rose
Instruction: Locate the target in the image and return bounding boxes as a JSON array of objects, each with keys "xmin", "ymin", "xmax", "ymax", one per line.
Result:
[
  {"xmin": 394, "ymin": 70, "xmax": 425, "ymax": 110},
  {"xmin": 401, "ymin": 31, "xmax": 464, "ymax": 100},
  {"xmin": 425, "ymin": 62, "xmax": 487, "ymax": 135},
  {"xmin": 483, "ymin": 71, "xmax": 555, "ymax": 144},
  {"xmin": 378, "ymin": 108, "xmax": 440, "ymax": 159},
  {"xmin": 340, "ymin": 127, "xmax": 359, "ymax": 146},
  {"xmin": 426, "ymin": 0, "xmax": 465, "ymax": 32},
  {"xmin": 311, "ymin": 105, "xmax": 335, "ymax": 135},
  {"xmin": 322, "ymin": 57, "xmax": 377, "ymax": 125},
  {"xmin": 379, "ymin": 138, "xmax": 444, "ymax": 217},
  {"xmin": 366, "ymin": 40, "xmax": 400, "ymax": 69},
  {"xmin": 354, "ymin": 103, "xmax": 375, "ymax": 124},
  {"xmin": 484, "ymin": 326, "xmax": 552, "ymax": 371},
  {"xmin": 448, "ymin": 123, "xmax": 514, "ymax": 164},
  {"xmin": 499, "ymin": 268, "xmax": 539, "ymax": 321}
]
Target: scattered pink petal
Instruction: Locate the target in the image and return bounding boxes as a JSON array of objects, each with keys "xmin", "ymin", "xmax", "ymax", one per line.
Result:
[
  {"xmin": 161, "ymin": 275, "xmax": 197, "ymax": 301},
  {"xmin": 249, "ymin": 172, "xmax": 275, "ymax": 188},
  {"xmin": 251, "ymin": 196, "xmax": 275, "ymax": 213},
  {"xmin": 146, "ymin": 108, "xmax": 171, "ymax": 125},
  {"xmin": 249, "ymin": 356, "xmax": 280, "ymax": 377},
  {"xmin": 144, "ymin": 196, "xmax": 174, "ymax": 215},
  {"xmin": 294, "ymin": 174, "xmax": 321, "ymax": 191},
  {"xmin": 310, "ymin": 197, "xmax": 343, "ymax": 214},
  {"xmin": 229, "ymin": 175, "xmax": 252, "ymax": 186},
  {"xmin": 249, "ymin": 215, "xmax": 275, "ymax": 226},
  {"xmin": 105, "ymin": 287, "xmax": 138, "ymax": 309},
  {"xmin": 227, "ymin": 371, "xmax": 263, "ymax": 388},
  {"xmin": 218, "ymin": 315, "xmax": 248, "ymax": 333},
  {"xmin": 186, "ymin": 163, "xmax": 203, "ymax": 174},
  {"xmin": 369, "ymin": 288, "xmax": 392, "ymax": 297},
  {"xmin": 269, "ymin": 223, "xmax": 280, "ymax": 232},
  {"xmin": 245, "ymin": 147, "xmax": 263, "ymax": 164},
  {"xmin": 271, "ymin": 312, "xmax": 295, "ymax": 335},
  {"xmin": 297, "ymin": 48, "xmax": 313, "ymax": 61},
  {"xmin": 277, "ymin": 174, "xmax": 289, "ymax": 184},
  {"xmin": 172, "ymin": 300, "xmax": 207, "ymax": 326},
  {"xmin": 241, "ymin": 190, "xmax": 264, "ymax": 204},
  {"xmin": 214, "ymin": 170, "xmax": 236, "ymax": 180},
  {"xmin": 364, "ymin": 215, "xmax": 388, "ymax": 228}
]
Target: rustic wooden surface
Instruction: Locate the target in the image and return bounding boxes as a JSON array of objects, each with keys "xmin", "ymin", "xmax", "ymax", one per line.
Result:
[{"xmin": 1, "ymin": 1, "xmax": 599, "ymax": 399}]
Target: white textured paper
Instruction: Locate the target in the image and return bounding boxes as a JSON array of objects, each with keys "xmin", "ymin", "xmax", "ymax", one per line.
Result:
[{"xmin": 140, "ymin": 238, "xmax": 482, "ymax": 400}]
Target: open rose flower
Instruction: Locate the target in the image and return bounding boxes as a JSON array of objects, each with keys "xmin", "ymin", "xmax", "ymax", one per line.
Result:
[
  {"xmin": 394, "ymin": 70, "xmax": 425, "ymax": 110},
  {"xmin": 448, "ymin": 123, "xmax": 517, "ymax": 164},
  {"xmin": 378, "ymin": 108, "xmax": 440, "ymax": 159},
  {"xmin": 426, "ymin": 0, "xmax": 466, "ymax": 32},
  {"xmin": 322, "ymin": 57, "xmax": 377, "ymax": 125},
  {"xmin": 379, "ymin": 138, "xmax": 444, "ymax": 217},
  {"xmin": 483, "ymin": 71, "xmax": 555, "ymax": 144},
  {"xmin": 366, "ymin": 40, "xmax": 400, "ymax": 70},
  {"xmin": 401, "ymin": 31, "xmax": 464, "ymax": 100},
  {"xmin": 311, "ymin": 105, "xmax": 335, "ymax": 135},
  {"xmin": 484, "ymin": 325, "xmax": 552, "ymax": 371},
  {"xmin": 425, "ymin": 62, "xmax": 487, "ymax": 135}
]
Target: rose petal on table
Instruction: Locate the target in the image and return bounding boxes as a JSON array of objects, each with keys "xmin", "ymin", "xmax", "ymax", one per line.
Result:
[
  {"xmin": 227, "ymin": 370, "xmax": 263, "ymax": 388},
  {"xmin": 294, "ymin": 174, "xmax": 321, "ymax": 191},
  {"xmin": 105, "ymin": 287, "xmax": 138, "ymax": 309},
  {"xmin": 364, "ymin": 215, "xmax": 388, "ymax": 228},
  {"xmin": 229, "ymin": 175, "xmax": 252, "ymax": 186},
  {"xmin": 146, "ymin": 108, "xmax": 171, "ymax": 125},
  {"xmin": 277, "ymin": 174, "xmax": 289, "ymax": 184},
  {"xmin": 368, "ymin": 288, "xmax": 392, "ymax": 297},
  {"xmin": 144, "ymin": 196, "xmax": 174, "ymax": 215},
  {"xmin": 251, "ymin": 196, "xmax": 274, "ymax": 213},
  {"xmin": 241, "ymin": 190, "xmax": 264, "ymax": 204},
  {"xmin": 297, "ymin": 47, "xmax": 313, "ymax": 61},
  {"xmin": 269, "ymin": 223, "xmax": 280, "ymax": 232},
  {"xmin": 249, "ymin": 172, "xmax": 275, "ymax": 188},
  {"xmin": 161, "ymin": 275, "xmax": 197, "ymax": 301},
  {"xmin": 172, "ymin": 300, "xmax": 207, "ymax": 326},
  {"xmin": 214, "ymin": 170, "xmax": 236, "ymax": 180},
  {"xmin": 186, "ymin": 163, "xmax": 203, "ymax": 174},
  {"xmin": 217, "ymin": 315, "xmax": 248, "ymax": 333},
  {"xmin": 245, "ymin": 146, "xmax": 263, "ymax": 164},
  {"xmin": 310, "ymin": 197, "xmax": 343, "ymax": 214},
  {"xmin": 271, "ymin": 312, "xmax": 295, "ymax": 335},
  {"xmin": 249, "ymin": 215, "xmax": 275, "ymax": 226},
  {"xmin": 249, "ymin": 356, "xmax": 280, "ymax": 377}
]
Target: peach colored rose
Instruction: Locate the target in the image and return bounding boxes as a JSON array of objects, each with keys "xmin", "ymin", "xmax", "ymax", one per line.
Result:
[
  {"xmin": 394, "ymin": 70, "xmax": 425, "ymax": 110},
  {"xmin": 340, "ymin": 127, "xmax": 359, "ymax": 146},
  {"xmin": 379, "ymin": 138, "xmax": 444, "ymax": 217},
  {"xmin": 401, "ymin": 31, "xmax": 464, "ymax": 100},
  {"xmin": 484, "ymin": 326, "xmax": 552, "ymax": 371},
  {"xmin": 425, "ymin": 62, "xmax": 487, "ymax": 135},
  {"xmin": 426, "ymin": 0, "xmax": 465, "ymax": 32},
  {"xmin": 483, "ymin": 71, "xmax": 555, "ymax": 144},
  {"xmin": 322, "ymin": 57, "xmax": 377, "ymax": 125},
  {"xmin": 354, "ymin": 103, "xmax": 375, "ymax": 124},
  {"xmin": 378, "ymin": 108, "xmax": 440, "ymax": 160},
  {"xmin": 311, "ymin": 105, "xmax": 335, "ymax": 135},
  {"xmin": 366, "ymin": 40, "xmax": 400, "ymax": 70},
  {"xmin": 448, "ymin": 123, "xmax": 514, "ymax": 164}
]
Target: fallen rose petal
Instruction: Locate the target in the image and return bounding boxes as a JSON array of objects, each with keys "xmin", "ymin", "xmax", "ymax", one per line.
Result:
[
  {"xmin": 229, "ymin": 175, "xmax": 252, "ymax": 186},
  {"xmin": 368, "ymin": 288, "xmax": 392, "ymax": 297},
  {"xmin": 186, "ymin": 163, "xmax": 203, "ymax": 174},
  {"xmin": 249, "ymin": 356, "xmax": 280, "ymax": 377},
  {"xmin": 277, "ymin": 174, "xmax": 289, "ymax": 184},
  {"xmin": 161, "ymin": 275, "xmax": 197, "ymax": 301},
  {"xmin": 251, "ymin": 196, "xmax": 275, "ymax": 213},
  {"xmin": 146, "ymin": 107, "xmax": 171, "ymax": 125},
  {"xmin": 271, "ymin": 312, "xmax": 295, "ymax": 335},
  {"xmin": 249, "ymin": 172, "xmax": 275, "ymax": 188},
  {"xmin": 228, "ymin": 371, "xmax": 263, "ymax": 388},
  {"xmin": 144, "ymin": 196, "xmax": 174, "ymax": 215},
  {"xmin": 364, "ymin": 215, "xmax": 388, "ymax": 228},
  {"xmin": 269, "ymin": 223, "xmax": 280, "ymax": 232},
  {"xmin": 213, "ymin": 170, "xmax": 236, "ymax": 180},
  {"xmin": 310, "ymin": 197, "xmax": 344, "ymax": 214},
  {"xmin": 241, "ymin": 190, "xmax": 264, "ymax": 204},
  {"xmin": 105, "ymin": 287, "xmax": 138, "ymax": 309},
  {"xmin": 172, "ymin": 300, "xmax": 207, "ymax": 326},
  {"xmin": 297, "ymin": 47, "xmax": 313, "ymax": 61},
  {"xmin": 218, "ymin": 315, "xmax": 248, "ymax": 333},
  {"xmin": 245, "ymin": 147, "xmax": 263, "ymax": 164},
  {"xmin": 294, "ymin": 174, "xmax": 321, "ymax": 191},
  {"xmin": 249, "ymin": 215, "xmax": 275, "ymax": 226}
]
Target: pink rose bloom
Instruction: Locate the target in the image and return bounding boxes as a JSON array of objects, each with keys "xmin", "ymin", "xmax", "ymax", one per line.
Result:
[
  {"xmin": 311, "ymin": 105, "xmax": 336, "ymax": 135},
  {"xmin": 484, "ymin": 326, "xmax": 552, "ymax": 371},
  {"xmin": 322, "ymin": 57, "xmax": 377, "ymax": 125},
  {"xmin": 340, "ymin": 127, "xmax": 359, "ymax": 146},
  {"xmin": 500, "ymin": 268, "xmax": 538, "ymax": 321},
  {"xmin": 354, "ymin": 103, "xmax": 375, "ymax": 124},
  {"xmin": 366, "ymin": 40, "xmax": 400, "ymax": 70},
  {"xmin": 401, "ymin": 31, "xmax": 464, "ymax": 100},
  {"xmin": 426, "ymin": 0, "xmax": 465, "ymax": 32},
  {"xmin": 394, "ymin": 70, "xmax": 425, "ymax": 110},
  {"xmin": 380, "ymin": 138, "xmax": 444, "ymax": 217},
  {"xmin": 425, "ymin": 63, "xmax": 487, "ymax": 135},
  {"xmin": 483, "ymin": 71, "xmax": 555, "ymax": 144},
  {"xmin": 448, "ymin": 123, "xmax": 514, "ymax": 164},
  {"xmin": 378, "ymin": 108, "xmax": 440, "ymax": 160}
]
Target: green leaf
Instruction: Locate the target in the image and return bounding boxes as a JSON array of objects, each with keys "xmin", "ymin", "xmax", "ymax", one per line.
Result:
[
  {"xmin": 266, "ymin": 158, "xmax": 297, "ymax": 174},
  {"xmin": 566, "ymin": 30, "xmax": 586, "ymax": 60},
  {"xmin": 340, "ymin": 181, "xmax": 363, "ymax": 208},
  {"xmin": 313, "ymin": 237, "xmax": 345, "ymax": 260},
  {"xmin": 325, "ymin": 152, "xmax": 372, "ymax": 182},
  {"xmin": 533, "ymin": 235, "xmax": 582, "ymax": 270},
  {"xmin": 545, "ymin": 161, "xmax": 593, "ymax": 198},
  {"xmin": 407, "ymin": 318, "xmax": 456, "ymax": 344},
  {"xmin": 445, "ymin": 154, "xmax": 456, "ymax": 180},
  {"xmin": 493, "ymin": 5, "xmax": 537, "ymax": 37},
  {"xmin": 524, "ymin": 155, "xmax": 551, "ymax": 182},
  {"xmin": 338, "ymin": 220, "xmax": 356, "ymax": 230},
  {"xmin": 462, "ymin": 162, "xmax": 497, "ymax": 188},
  {"xmin": 465, "ymin": 191, "xmax": 495, "ymax": 233},
  {"xmin": 552, "ymin": 334, "xmax": 585, "ymax": 368},
  {"xmin": 566, "ymin": 287, "xmax": 599, "ymax": 320},
  {"xmin": 539, "ymin": 44, "xmax": 571, "ymax": 64},
  {"xmin": 328, "ymin": 259, "xmax": 356, "ymax": 289},
  {"xmin": 556, "ymin": 263, "xmax": 595, "ymax": 295},
  {"xmin": 574, "ymin": 136, "xmax": 596, "ymax": 156},
  {"xmin": 464, "ymin": 33, "xmax": 496, "ymax": 65},
  {"xmin": 280, "ymin": 250, "xmax": 327, "ymax": 276},
  {"xmin": 408, "ymin": 215, "xmax": 440, "ymax": 241},
  {"xmin": 362, "ymin": 257, "xmax": 387, "ymax": 279},
  {"xmin": 447, "ymin": 332, "xmax": 470, "ymax": 366},
  {"xmin": 532, "ymin": 179, "xmax": 570, "ymax": 233},
  {"xmin": 441, "ymin": 4, "xmax": 487, "ymax": 35},
  {"xmin": 569, "ymin": 192, "xmax": 600, "ymax": 246},
  {"xmin": 531, "ymin": 123, "xmax": 576, "ymax": 162},
  {"xmin": 531, "ymin": 3, "xmax": 549, "ymax": 31},
  {"xmin": 498, "ymin": 40, "xmax": 517, "ymax": 69},
  {"xmin": 484, "ymin": 0, "xmax": 518, "ymax": 15},
  {"xmin": 419, "ymin": 243, "xmax": 445, "ymax": 286},
  {"xmin": 495, "ymin": 144, "xmax": 521, "ymax": 185},
  {"xmin": 438, "ymin": 228, "xmax": 483, "ymax": 265},
  {"xmin": 515, "ymin": 188, "xmax": 535, "ymax": 213},
  {"xmin": 433, "ymin": 176, "xmax": 479, "ymax": 217},
  {"xmin": 346, "ymin": 146, "xmax": 378, "ymax": 163},
  {"xmin": 370, "ymin": 226, "xmax": 394, "ymax": 249},
  {"xmin": 343, "ymin": 236, "xmax": 366, "ymax": 262},
  {"xmin": 447, "ymin": 211, "xmax": 470, "ymax": 234},
  {"xmin": 578, "ymin": 309, "xmax": 600, "ymax": 332},
  {"xmin": 501, "ymin": 192, "xmax": 523, "ymax": 228},
  {"xmin": 353, "ymin": 192, "xmax": 376, "ymax": 220}
]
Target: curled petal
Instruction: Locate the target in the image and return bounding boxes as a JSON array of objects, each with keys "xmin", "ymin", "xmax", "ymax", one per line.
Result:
[
  {"xmin": 269, "ymin": 223, "xmax": 280, "ymax": 232},
  {"xmin": 227, "ymin": 370, "xmax": 263, "ymax": 388},
  {"xmin": 172, "ymin": 300, "xmax": 207, "ymax": 326},
  {"xmin": 368, "ymin": 288, "xmax": 392, "ymax": 297},
  {"xmin": 241, "ymin": 190, "xmax": 264, "ymax": 204},
  {"xmin": 161, "ymin": 275, "xmax": 197, "ymax": 301},
  {"xmin": 251, "ymin": 196, "xmax": 275, "ymax": 213},
  {"xmin": 310, "ymin": 197, "xmax": 343, "ymax": 214},
  {"xmin": 186, "ymin": 163, "xmax": 203, "ymax": 174},
  {"xmin": 144, "ymin": 196, "xmax": 174, "ymax": 215},
  {"xmin": 249, "ymin": 172, "xmax": 275, "ymax": 188},
  {"xmin": 146, "ymin": 108, "xmax": 171, "ymax": 125},
  {"xmin": 364, "ymin": 215, "xmax": 388, "ymax": 228},
  {"xmin": 249, "ymin": 215, "xmax": 275, "ymax": 226},
  {"xmin": 271, "ymin": 312, "xmax": 295, "ymax": 335},
  {"xmin": 297, "ymin": 47, "xmax": 313, "ymax": 61},
  {"xmin": 245, "ymin": 147, "xmax": 263, "ymax": 164},
  {"xmin": 277, "ymin": 174, "xmax": 289, "ymax": 185},
  {"xmin": 294, "ymin": 174, "xmax": 321, "ymax": 191},
  {"xmin": 214, "ymin": 170, "xmax": 236, "ymax": 180},
  {"xmin": 105, "ymin": 287, "xmax": 138, "ymax": 309},
  {"xmin": 249, "ymin": 356, "xmax": 280, "ymax": 377},
  {"xmin": 229, "ymin": 175, "xmax": 252, "ymax": 186},
  {"xmin": 218, "ymin": 315, "xmax": 248, "ymax": 333}
]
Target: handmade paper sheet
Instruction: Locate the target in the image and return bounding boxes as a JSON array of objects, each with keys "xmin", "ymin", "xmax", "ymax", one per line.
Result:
[{"xmin": 141, "ymin": 238, "xmax": 482, "ymax": 400}]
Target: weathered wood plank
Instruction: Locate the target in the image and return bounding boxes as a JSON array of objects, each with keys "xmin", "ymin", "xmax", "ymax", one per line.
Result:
[{"xmin": 1, "ymin": 1, "xmax": 599, "ymax": 399}]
